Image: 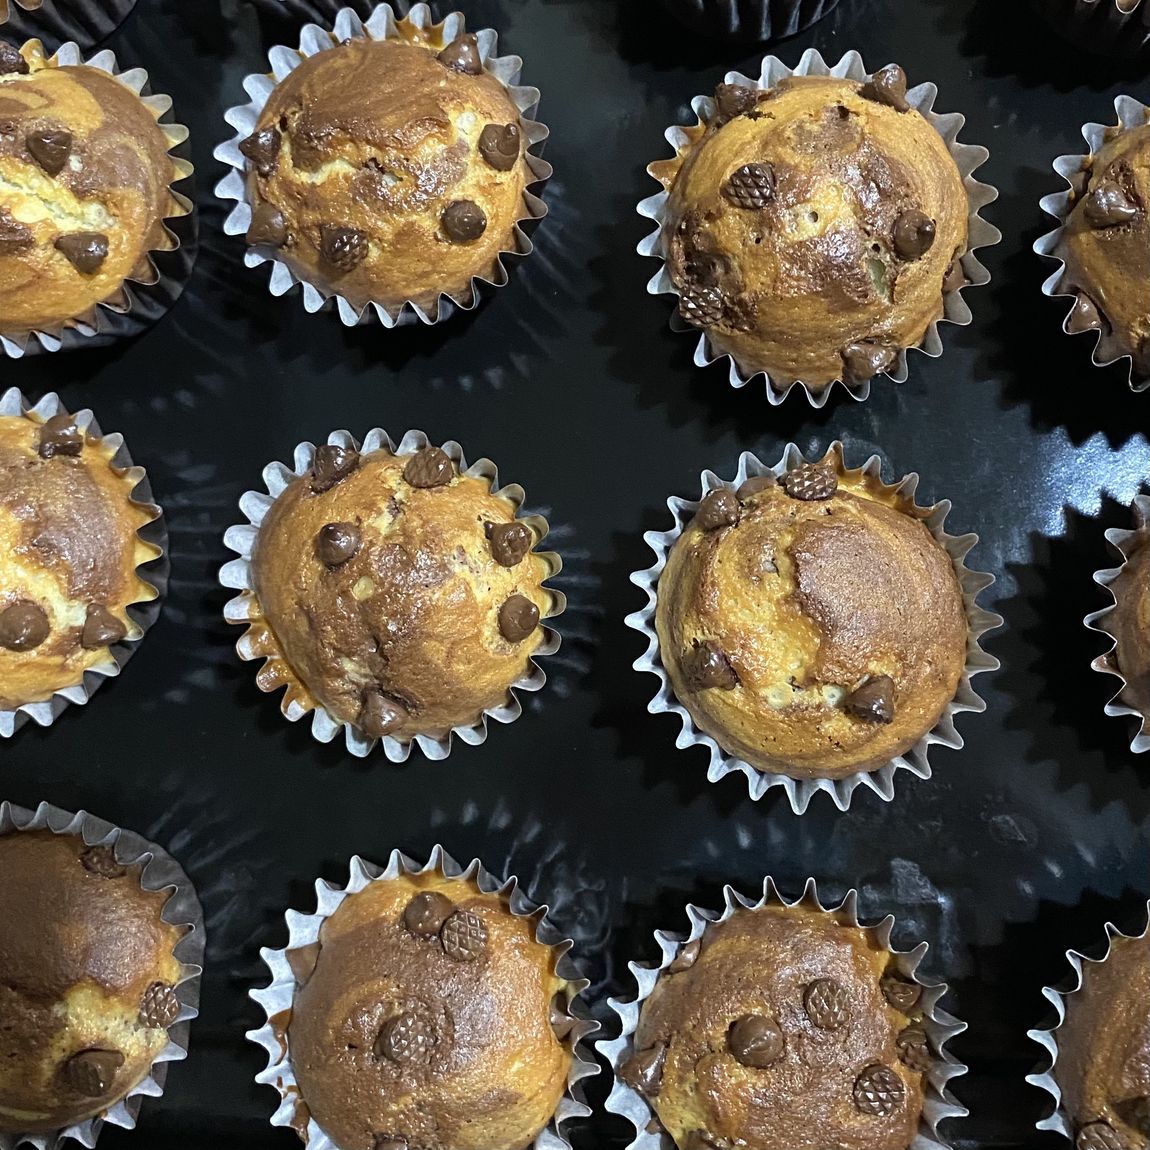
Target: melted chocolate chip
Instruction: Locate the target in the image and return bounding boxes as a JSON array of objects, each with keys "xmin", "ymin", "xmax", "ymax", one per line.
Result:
[
  {"xmin": 853, "ymin": 1063, "xmax": 905, "ymax": 1115},
  {"xmin": 860, "ymin": 64, "xmax": 910, "ymax": 112},
  {"xmin": 780, "ymin": 462, "xmax": 837, "ymax": 501},
  {"xmin": 25, "ymin": 128, "xmax": 72, "ymax": 176},
  {"xmin": 0, "ymin": 600, "xmax": 49, "ymax": 651},
  {"xmin": 442, "ymin": 199, "xmax": 487, "ymax": 243},
  {"xmin": 620, "ymin": 1043, "xmax": 666, "ymax": 1097},
  {"xmin": 804, "ymin": 978, "xmax": 850, "ymax": 1029},
  {"xmin": 841, "ymin": 340, "xmax": 897, "ymax": 383},
  {"xmin": 668, "ymin": 938, "xmax": 701, "ymax": 973},
  {"xmin": 239, "ymin": 126, "xmax": 282, "ymax": 177},
  {"xmin": 1067, "ymin": 293, "xmax": 1103, "ymax": 334},
  {"xmin": 54, "ymin": 232, "xmax": 109, "ymax": 275},
  {"xmin": 440, "ymin": 909, "xmax": 488, "ymax": 961},
  {"xmin": 1083, "ymin": 180, "xmax": 1139, "ymax": 227},
  {"xmin": 1077, "ymin": 1122, "xmax": 1126, "ymax": 1150},
  {"xmin": 311, "ymin": 444, "xmax": 359, "ymax": 493},
  {"xmin": 684, "ymin": 639, "xmax": 737, "ymax": 690},
  {"xmin": 892, "ymin": 209, "xmax": 936, "ymax": 260},
  {"xmin": 723, "ymin": 163, "xmax": 775, "ymax": 210},
  {"xmin": 728, "ymin": 1014, "xmax": 785, "ymax": 1068},
  {"xmin": 81, "ymin": 604, "xmax": 127, "ymax": 650},
  {"xmin": 498, "ymin": 594, "xmax": 539, "ymax": 642},
  {"xmin": 437, "ymin": 33, "xmax": 483, "ymax": 74},
  {"xmin": 881, "ymin": 974, "xmax": 922, "ymax": 1012},
  {"xmin": 319, "ymin": 225, "xmax": 368, "ymax": 272},
  {"xmin": 895, "ymin": 1026, "xmax": 932, "ymax": 1072},
  {"xmin": 316, "ymin": 522, "xmax": 361, "ymax": 567},
  {"xmin": 62, "ymin": 1049, "xmax": 124, "ymax": 1097},
  {"xmin": 0, "ymin": 210, "xmax": 33, "ymax": 254},
  {"xmin": 486, "ymin": 520, "xmax": 533, "ymax": 566},
  {"xmin": 402, "ymin": 446, "xmax": 454, "ymax": 489},
  {"xmin": 845, "ymin": 675, "xmax": 896, "ymax": 723},
  {"xmin": 695, "ymin": 489, "xmax": 740, "ymax": 531},
  {"xmin": 713, "ymin": 82, "xmax": 758, "ymax": 124},
  {"xmin": 550, "ymin": 994, "xmax": 576, "ymax": 1041},
  {"xmin": 375, "ymin": 1011, "xmax": 434, "ymax": 1065},
  {"xmin": 139, "ymin": 982, "xmax": 181, "ymax": 1029},
  {"xmin": 403, "ymin": 891, "xmax": 455, "ymax": 936},
  {"xmin": 359, "ymin": 690, "xmax": 406, "ymax": 738},
  {"xmin": 943, "ymin": 258, "xmax": 966, "ymax": 293},
  {"xmin": 0, "ymin": 41, "xmax": 29, "ymax": 75},
  {"xmin": 246, "ymin": 202, "xmax": 288, "ymax": 247},
  {"xmin": 735, "ymin": 476, "xmax": 775, "ymax": 501},
  {"xmin": 478, "ymin": 122, "xmax": 521, "ymax": 171},
  {"xmin": 38, "ymin": 412, "xmax": 83, "ymax": 459},
  {"xmin": 80, "ymin": 844, "xmax": 125, "ymax": 878}
]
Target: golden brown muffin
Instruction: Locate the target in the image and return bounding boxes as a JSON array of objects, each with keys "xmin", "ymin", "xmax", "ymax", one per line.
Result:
[
  {"xmin": 246, "ymin": 441, "xmax": 555, "ymax": 742},
  {"xmin": 282, "ymin": 872, "xmax": 573, "ymax": 1150},
  {"xmin": 1055, "ymin": 929, "xmax": 1150, "ymax": 1150},
  {"xmin": 619, "ymin": 902, "xmax": 932, "ymax": 1150},
  {"xmin": 1054, "ymin": 120, "xmax": 1150, "ymax": 383},
  {"xmin": 0, "ymin": 408, "xmax": 160, "ymax": 712},
  {"xmin": 0, "ymin": 830, "xmax": 185, "ymax": 1133},
  {"xmin": 654, "ymin": 454, "xmax": 968, "ymax": 778},
  {"xmin": 0, "ymin": 39, "xmax": 184, "ymax": 336},
  {"xmin": 653, "ymin": 69, "xmax": 969, "ymax": 389},
  {"xmin": 238, "ymin": 22, "xmax": 532, "ymax": 313}
]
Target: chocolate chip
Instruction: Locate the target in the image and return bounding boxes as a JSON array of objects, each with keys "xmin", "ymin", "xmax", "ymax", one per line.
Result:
[
  {"xmin": 478, "ymin": 122, "xmax": 520, "ymax": 171},
  {"xmin": 684, "ymin": 639, "xmax": 737, "ymax": 691},
  {"xmin": 880, "ymin": 974, "xmax": 921, "ymax": 1012},
  {"xmin": 668, "ymin": 938, "xmax": 700, "ymax": 973},
  {"xmin": 440, "ymin": 909, "xmax": 488, "ymax": 961},
  {"xmin": 80, "ymin": 844, "xmax": 125, "ymax": 878},
  {"xmin": 780, "ymin": 462, "xmax": 837, "ymax": 501},
  {"xmin": 437, "ymin": 33, "xmax": 483, "ymax": 74},
  {"xmin": 1077, "ymin": 1122, "xmax": 1127, "ymax": 1150},
  {"xmin": 895, "ymin": 1026, "xmax": 932, "ymax": 1072},
  {"xmin": 722, "ymin": 163, "xmax": 775, "ymax": 211},
  {"xmin": 246, "ymin": 202, "xmax": 288, "ymax": 247},
  {"xmin": 498, "ymin": 594, "xmax": 539, "ymax": 642},
  {"xmin": 853, "ymin": 1063, "xmax": 905, "ymax": 1115},
  {"xmin": 359, "ymin": 689, "xmax": 406, "ymax": 739},
  {"xmin": 38, "ymin": 412, "xmax": 83, "ymax": 458},
  {"xmin": 736, "ymin": 476, "xmax": 775, "ymax": 501},
  {"xmin": 139, "ymin": 982, "xmax": 180, "ymax": 1029},
  {"xmin": 316, "ymin": 522, "xmax": 361, "ymax": 567},
  {"xmin": 620, "ymin": 1043, "xmax": 666, "ymax": 1097},
  {"xmin": 845, "ymin": 675, "xmax": 896, "ymax": 723},
  {"xmin": 713, "ymin": 82, "xmax": 758, "ymax": 124},
  {"xmin": 25, "ymin": 127, "xmax": 72, "ymax": 176},
  {"xmin": 486, "ymin": 520, "xmax": 532, "ymax": 566},
  {"xmin": 311, "ymin": 444, "xmax": 359, "ymax": 493},
  {"xmin": 892, "ymin": 209, "xmax": 936, "ymax": 260},
  {"xmin": 695, "ymin": 489, "xmax": 739, "ymax": 531},
  {"xmin": 841, "ymin": 340, "xmax": 897, "ymax": 383},
  {"xmin": 0, "ymin": 209, "xmax": 33, "ymax": 254},
  {"xmin": 239, "ymin": 126, "xmax": 282, "ymax": 177},
  {"xmin": 550, "ymin": 993, "xmax": 576, "ymax": 1041},
  {"xmin": 0, "ymin": 41, "xmax": 28, "ymax": 75},
  {"xmin": 319, "ymin": 225, "xmax": 368, "ymax": 272},
  {"xmin": 728, "ymin": 1015, "xmax": 785, "ymax": 1068},
  {"xmin": 1083, "ymin": 180, "xmax": 1139, "ymax": 227},
  {"xmin": 375, "ymin": 1012, "xmax": 434, "ymax": 1065},
  {"xmin": 804, "ymin": 978, "xmax": 850, "ymax": 1029},
  {"xmin": 943, "ymin": 258, "xmax": 966, "ymax": 293},
  {"xmin": 0, "ymin": 600, "xmax": 49, "ymax": 651},
  {"xmin": 81, "ymin": 604, "xmax": 127, "ymax": 649},
  {"xmin": 442, "ymin": 199, "xmax": 487, "ymax": 243},
  {"xmin": 860, "ymin": 64, "xmax": 910, "ymax": 112},
  {"xmin": 679, "ymin": 283, "xmax": 724, "ymax": 328},
  {"xmin": 402, "ymin": 446, "xmax": 454, "ymax": 489},
  {"xmin": 1068, "ymin": 292, "xmax": 1103, "ymax": 334},
  {"xmin": 403, "ymin": 891, "xmax": 455, "ymax": 936},
  {"xmin": 54, "ymin": 232, "xmax": 109, "ymax": 275},
  {"xmin": 62, "ymin": 1049, "xmax": 124, "ymax": 1097}
]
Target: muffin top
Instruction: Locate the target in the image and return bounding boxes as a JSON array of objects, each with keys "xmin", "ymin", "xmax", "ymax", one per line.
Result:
[
  {"xmin": 654, "ymin": 458, "xmax": 968, "ymax": 779},
  {"xmin": 621, "ymin": 902, "xmax": 930, "ymax": 1150},
  {"xmin": 1055, "ymin": 120, "xmax": 1150, "ymax": 381},
  {"xmin": 249, "ymin": 442, "xmax": 553, "ymax": 742},
  {"xmin": 240, "ymin": 28, "xmax": 531, "ymax": 312},
  {"xmin": 654, "ymin": 70, "xmax": 968, "ymax": 389},
  {"xmin": 284, "ymin": 872, "xmax": 573, "ymax": 1150},
  {"xmin": 0, "ymin": 40, "xmax": 180, "ymax": 335},
  {"xmin": 1056, "ymin": 928, "xmax": 1150, "ymax": 1150},
  {"xmin": 0, "ymin": 830, "xmax": 184, "ymax": 1134},
  {"xmin": 0, "ymin": 409, "xmax": 159, "ymax": 712}
]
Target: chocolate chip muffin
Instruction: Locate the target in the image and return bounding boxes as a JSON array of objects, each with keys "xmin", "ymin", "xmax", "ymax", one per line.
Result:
[
  {"xmin": 653, "ymin": 452, "xmax": 968, "ymax": 778},
  {"xmin": 244, "ymin": 439, "xmax": 556, "ymax": 744},
  {"xmin": 652, "ymin": 68, "xmax": 970, "ymax": 390},
  {"xmin": 619, "ymin": 901, "xmax": 934, "ymax": 1150},
  {"xmin": 0, "ymin": 405, "xmax": 161, "ymax": 712},
  {"xmin": 281, "ymin": 871, "xmax": 574, "ymax": 1150},
  {"xmin": 237, "ymin": 19, "xmax": 535, "ymax": 314},
  {"xmin": 0, "ymin": 39, "xmax": 184, "ymax": 337},
  {"xmin": 0, "ymin": 829, "xmax": 185, "ymax": 1133}
]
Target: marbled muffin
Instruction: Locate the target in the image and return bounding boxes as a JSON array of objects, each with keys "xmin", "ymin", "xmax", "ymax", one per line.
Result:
[
  {"xmin": 281, "ymin": 871, "xmax": 574, "ymax": 1150},
  {"xmin": 0, "ymin": 407, "xmax": 160, "ymax": 712},
  {"xmin": 653, "ymin": 69, "xmax": 969, "ymax": 390},
  {"xmin": 238, "ymin": 23, "xmax": 533, "ymax": 313},
  {"xmin": 619, "ymin": 902, "xmax": 933, "ymax": 1150},
  {"xmin": 0, "ymin": 830, "xmax": 184, "ymax": 1133},
  {"xmin": 654, "ymin": 454, "xmax": 968, "ymax": 778},
  {"xmin": 0, "ymin": 39, "xmax": 183, "ymax": 336},
  {"xmin": 246, "ymin": 440, "xmax": 555, "ymax": 742}
]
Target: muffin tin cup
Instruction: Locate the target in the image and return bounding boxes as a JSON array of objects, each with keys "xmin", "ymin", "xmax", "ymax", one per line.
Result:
[
  {"xmin": 637, "ymin": 48, "xmax": 1000, "ymax": 408},
  {"xmin": 219, "ymin": 425, "xmax": 565, "ymax": 760},
  {"xmin": 0, "ymin": 40, "xmax": 196, "ymax": 360},
  {"xmin": 1026, "ymin": 899, "xmax": 1150, "ymax": 1141},
  {"xmin": 0, "ymin": 388, "xmax": 169, "ymax": 740},
  {"xmin": 0, "ymin": 0, "xmax": 138, "ymax": 52},
  {"xmin": 214, "ymin": 2, "xmax": 552, "ymax": 330},
  {"xmin": 1034, "ymin": 95, "xmax": 1150, "ymax": 393},
  {"xmin": 247, "ymin": 844, "xmax": 599, "ymax": 1150},
  {"xmin": 598, "ymin": 876, "xmax": 968, "ymax": 1150},
  {"xmin": 1031, "ymin": 0, "xmax": 1150, "ymax": 56},
  {"xmin": 625, "ymin": 441, "xmax": 1001, "ymax": 813},
  {"xmin": 657, "ymin": 0, "xmax": 842, "ymax": 42},
  {"xmin": 0, "ymin": 799, "xmax": 205, "ymax": 1150}
]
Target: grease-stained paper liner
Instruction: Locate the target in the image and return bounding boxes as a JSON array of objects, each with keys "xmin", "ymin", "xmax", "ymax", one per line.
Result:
[
  {"xmin": 1032, "ymin": 0, "xmax": 1150, "ymax": 56},
  {"xmin": 1035, "ymin": 95, "xmax": 1150, "ymax": 393},
  {"xmin": 658, "ymin": 0, "xmax": 841, "ymax": 42},
  {"xmin": 1084, "ymin": 493, "xmax": 1150, "ymax": 752},
  {"xmin": 598, "ymin": 877, "xmax": 968, "ymax": 1150},
  {"xmin": 0, "ymin": 800, "xmax": 204, "ymax": 1150},
  {"xmin": 638, "ymin": 48, "xmax": 1000, "ymax": 408},
  {"xmin": 1026, "ymin": 900, "xmax": 1150, "ymax": 1141},
  {"xmin": 625, "ymin": 442, "xmax": 1001, "ymax": 813},
  {"xmin": 247, "ymin": 844, "xmax": 599, "ymax": 1150},
  {"xmin": 0, "ymin": 40, "xmax": 196, "ymax": 359},
  {"xmin": 220, "ymin": 426, "xmax": 565, "ymax": 760},
  {"xmin": 214, "ymin": 3, "xmax": 552, "ymax": 329},
  {"xmin": 0, "ymin": 389, "xmax": 168, "ymax": 740},
  {"xmin": 0, "ymin": 0, "xmax": 138, "ymax": 52}
]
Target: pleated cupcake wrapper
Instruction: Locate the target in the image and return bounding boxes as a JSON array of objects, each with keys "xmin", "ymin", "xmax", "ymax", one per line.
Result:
[
  {"xmin": 0, "ymin": 388, "xmax": 168, "ymax": 740},
  {"xmin": 0, "ymin": 0, "xmax": 138, "ymax": 52},
  {"xmin": 659, "ymin": 0, "xmax": 841, "ymax": 42},
  {"xmin": 220, "ymin": 426, "xmax": 565, "ymax": 760},
  {"xmin": 247, "ymin": 844, "xmax": 599, "ymax": 1150},
  {"xmin": 625, "ymin": 441, "xmax": 1001, "ymax": 814},
  {"xmin": 1033, "ymin": 0, "xmax": 1150, "ymax": 55},
  {"xmin": 0, "ymin": 800, "xmax": 205, "ymax": 1150},
  {"xmin": 214, "ymin": 2, "xmax": 552, "ymax": 329},
  {"xmin": 598, "ymin": 876, "xmax": 968, "ymax": 1150},
  {"xmin": 1034, "ymin": 95, "xmax": 1150, "ymax": 393},
  {"xmin": 0, "ymin": 40, "xmax": 195, "ymax": 359},
  {"xmin": 1026, "ymin": 899, "xmax": 1150, "ymax": 1141},
  {"xmin": 638, "ymin": 48, "xmax": 1000, "ymax": 408},
  {"xmin": 1084, "ymin": 493, "xmax": 1150, "ymax": 752}
]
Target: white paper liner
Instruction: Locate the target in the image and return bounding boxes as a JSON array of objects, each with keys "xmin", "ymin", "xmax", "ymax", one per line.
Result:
[
  {"xmin": 1084, "ymin": 493, "xmax": 1150, "ymax": 752},
  {"xmin": 0, "ymin": 0, "xmax": 139, "ymax": 51},
  {"xmin": 220, "ymin": 426, "xmax": 565, "ymax": 761},
  {"xmin": 247, "ymin": 844, "xmax": 598, "ymax": 1150},
  {"xmin": 625, "ymin": 441, "xmax": 1001, "ymax": 813},
  {"xmin": 598, "ymin": 876, "xmax": 968, "ymax": 1150},
  {"xmin": 0, "ymin": 799, "xmax": 205, "ymax": 1150},
  {"xmin": 0, "ymin": 388, "xmax": 168, "ymax": 739},
  {"xmin": 0, "ymin": 40, "xmax": 195, "ymax": 359},
  {"xmin": 1026, "ymin": 899, "xmax": 1150, "ymax": 1141},
  {"xmin": 1034, "ymin": 95, "xmax": 1150, "ymax": 393},
  {"xmin": 213, "ymin": 2, "xmax": 552, "ymax": 329},
  {"xmin": 637, "ymin": 48, "xmax": 1000, "ymax": 408},
  {"xmin": 658, "ymin": 0, "xmax": 841, "ymax": 41}
]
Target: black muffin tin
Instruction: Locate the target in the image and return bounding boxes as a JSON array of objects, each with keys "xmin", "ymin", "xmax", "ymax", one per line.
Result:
[{"xmin": 4, "ymin": 0, "xmax": 1149, "ymax": 1147}]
